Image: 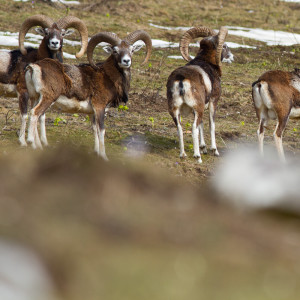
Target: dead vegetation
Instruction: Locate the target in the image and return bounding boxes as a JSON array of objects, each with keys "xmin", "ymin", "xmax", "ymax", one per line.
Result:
[{"xmin": 0, "ymin": 0, "xmax": 300, "ymax": 299}]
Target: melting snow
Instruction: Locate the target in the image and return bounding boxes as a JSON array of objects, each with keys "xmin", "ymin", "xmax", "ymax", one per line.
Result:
[
  {"xmin": 228, "ymin": 26, "xmax": 300, "ymax": 46},
  {"xmin": 2, "ymin": 22, "xmax": 297, "ymax": 62},
  {"xmin": 168, "ymin": 41, "xmax": 254, "ymax": 60},
  {"xmin": 14, "ymin": 0, "xmax": 80, "ymax": 3},
  {"xmin": 149, "ymin": 23, "xmax": 190, "ymax": 31},
  {"xmin": 0, "ymin": 31, "xmax": 80, "ymax": 59},
  {"xmin": 0, "ymin": 30, "xmax": 254, "ymax": 61},
  {"xmin": 149, "ymin": 23, "xmax": 300, "ymax": 46},
  {"xmin": 51, "ymin": 0, "xmax": 80, "ymax": 4}
]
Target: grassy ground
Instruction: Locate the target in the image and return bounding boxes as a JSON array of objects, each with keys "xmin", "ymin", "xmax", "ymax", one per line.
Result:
[{"xmin": 0, "ymin": 1, "xmax": 300, "ymax": 299}]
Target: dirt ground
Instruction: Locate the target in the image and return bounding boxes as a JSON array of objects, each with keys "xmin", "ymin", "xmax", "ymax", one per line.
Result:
[{"xmin": 0, "ymin": 0, "xmax": 300, "ymax": 299}]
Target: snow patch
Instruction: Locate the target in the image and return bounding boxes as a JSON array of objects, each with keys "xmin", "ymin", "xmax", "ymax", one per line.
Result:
[
  {"xmin": 14, "ymin": 0, "xmax": 80, "ymax": 3},
  {"xmin": 149, "ymin": 23, "xmax": 300, "ymax": 46},
  {"xmin": 228, "ymin": 26, "xmax": 300, "ymax": 46},
  {"xmin": 281, "ymin": 0, "xmax": 300, "ymax": 3},
  {"xmin": 0, "ymin": 31, "xmax": 81, "ymax": 59}
]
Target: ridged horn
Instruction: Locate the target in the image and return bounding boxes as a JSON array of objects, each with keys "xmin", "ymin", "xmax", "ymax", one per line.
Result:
[
  {"xmin": 87, "ymin": 32, "xmax": 121, "ymax": 69},
  {"xmin": 215, "ymin": 26, "xmax": 228, "ymax": 66},
  {"xmin": 124, "ymin": 30, "xmax": 152, "ymax": 65},
  {"xmin": 19, "ymin": 15, "xmax": 54, "ymax": 55},
  {"xmin": 179, "ymin": 26, "xmax": 216, "ymax": 61},
  {"xmin": 56, "ymin": 16, "xmax": 88, "ymax": 59}
]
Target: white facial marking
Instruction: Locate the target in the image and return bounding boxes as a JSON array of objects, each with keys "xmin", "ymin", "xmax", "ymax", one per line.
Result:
[
  {"xmin": 222, "ymin": 52, "xmax": 234, "ymax": 63},
  {"xmin": 120, "ymin": 53, "xmax": 131, "ymax": 68},
  {"xmin": 291, "ymin": 78, "xmax": 300, "ymax": 93},
  {"xmin": 49, "ymin": 34, "xmax": 60, "ymax": 50}
]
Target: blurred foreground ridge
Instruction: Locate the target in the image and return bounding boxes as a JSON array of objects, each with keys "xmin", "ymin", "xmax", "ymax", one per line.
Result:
[
  {"xmin": 0, "ymin": 147, "xmax": 300, "ymax": 300},
  {"xmin": 213, "ymin": 147, "xmax": 300, "ymax": 214}
]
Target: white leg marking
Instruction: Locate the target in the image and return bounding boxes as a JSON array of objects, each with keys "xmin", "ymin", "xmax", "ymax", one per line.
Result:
[
  {"xmin": 93, "ymin": 121, "xmax": 100, "ymax": 155},
  {"xmin": 274, "ymin": 122, "xmax": 286, "ymax": 163},
  {"xmin": 27, "ymin": 111, "xmax": 38, "ymax": 149},
  {"xmin": 192, "ymin": 111, "xmax": 201, "ymax": 159},
  {"xmin": 199, "ymin": 121, "xmax": 207, "ymax": 154},
  {"xmin": 258, "ymin": 119, "xmax": 265, "ymax": 157},
  {"xmin": 209, "ymin": 102, "xmax": 219, "ymax": 156},
  {"xmin": 98, "ymin": 127, "xmax": 108, "ymax": 161},
  {"xmin": 34, "ymin": 122, "xmax": 43, "ymax": 150},
  {"xmin": 19, "ymin": 114, "xmax": 28, "ymax": 147},
  {"xmin": 39, "ymin": 114, "xmax": 48, "ymax": 147},
  {"xmin": 175, "ymin": 110, "xmax": 186, "ymax": 158}
]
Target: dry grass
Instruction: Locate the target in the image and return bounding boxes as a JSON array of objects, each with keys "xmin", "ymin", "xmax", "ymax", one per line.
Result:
[{"xmin": 0, "ymin": 1, "xmax": 300, "ymax": 299}]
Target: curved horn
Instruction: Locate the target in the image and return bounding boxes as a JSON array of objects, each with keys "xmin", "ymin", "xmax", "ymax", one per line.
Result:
[
  {"xmin": 56, "ymin": 16, "xmax": 89, "ymax": 59},
  {"xmin": 124, "ymin": 30, "xmax": 152, "ymax": 65},
  {"xmin": 215, "ymin": 26, "xmax": 228, "ymax": 66},
  {"xmin": 19, "ymin": 15, "xmax": 54, "ymax": 55},
  {"xmin": 87, "ymin": 32, "xmax": 121, "ymax": 69},
  {"xmin": 179, "ymin": 26, "xmax": 216, "ymax": 62}
]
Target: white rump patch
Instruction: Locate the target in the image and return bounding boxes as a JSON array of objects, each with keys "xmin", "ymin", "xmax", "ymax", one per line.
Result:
[
  {"xmin": 25, "ymin": 64, "xmax": 44, "ymax": 94},
  {"xmin": 52, "ymin": 96, "xmax": 93, "ymax": 114},
  {"xmin": 171, "ymin": 71, "xmax": 211, "ymax": 115},
  {"xmin": 180, "ymin": 81, "xmax": 195, "ymax": 114},
  {"xmin": 172, "ymin": 81, "xmax": 184, "ymax": 107},
  {"xmin": 252, "ymin": 83, "xmax": 262, "ymax": 109},
  {"xmin": 259, "ymin": 81, "xmax": 274, "ymax": 110},
  {"xmin": 0, "ymin": 51, "xmax": 11, "ymax": 73}
]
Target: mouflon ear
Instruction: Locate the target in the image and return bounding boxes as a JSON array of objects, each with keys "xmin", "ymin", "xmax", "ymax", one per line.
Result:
[
  {"xmin": 62, "ymin": 28, "xmax": 75, "ymax": 37},
  {"xmin": 102, "ymin": 45, "xmax": 114, "ymax": 54},
  {"xmin": 132, "ymin": 44, "xmax": 143, "ymax": 53},
  {"xmin": 35, "ymin": 27, "xmax": 47, "ymax": 36}
]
